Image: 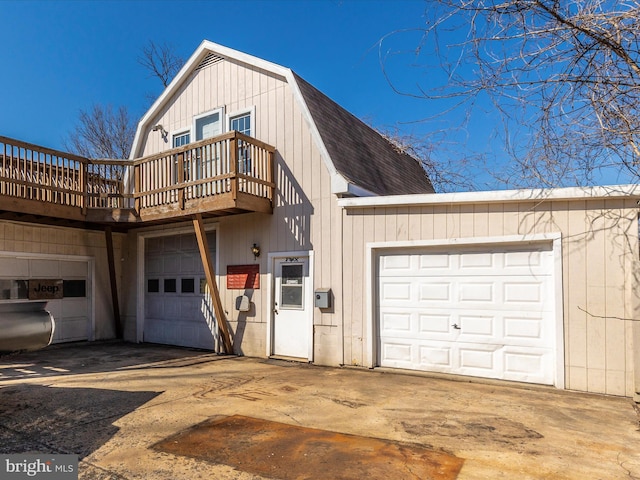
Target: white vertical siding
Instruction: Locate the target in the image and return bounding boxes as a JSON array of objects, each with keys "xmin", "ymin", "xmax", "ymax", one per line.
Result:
[
  {"xmin": 133, "ymin": 56, "xmax": 343, "ymax": 364},
  {"xmin": 341, "ymin": 199, "xmax": 640, "ymax": 397}
]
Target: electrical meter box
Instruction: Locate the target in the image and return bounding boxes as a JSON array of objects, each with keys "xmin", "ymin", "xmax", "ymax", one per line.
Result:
[
  {"xmin": 314, "ymin": 288, "xmax": 331, "ymax": 309},
  {"xmin": 236, "ymin": 295, "xmax": 251, "ymax": 312}
]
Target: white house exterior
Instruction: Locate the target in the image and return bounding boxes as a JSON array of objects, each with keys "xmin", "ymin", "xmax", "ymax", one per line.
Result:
[{"xmin": 1, "ymin": 40, "xmax": 639, "ymax": 400}]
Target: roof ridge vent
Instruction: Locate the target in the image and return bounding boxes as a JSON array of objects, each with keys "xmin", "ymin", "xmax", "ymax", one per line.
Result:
[{"xmin": 196, "ymin": 52, "xmax": 224, "ymax": 71}]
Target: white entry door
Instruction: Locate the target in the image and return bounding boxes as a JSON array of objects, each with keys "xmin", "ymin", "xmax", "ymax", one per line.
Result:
[{"xmin": 272, "ymin": 256, "xmax": 310, "ymax": 359}]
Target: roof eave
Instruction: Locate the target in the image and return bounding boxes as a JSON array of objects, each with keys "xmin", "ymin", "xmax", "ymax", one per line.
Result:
[
  {"xmin": 338, "ymin": 184, "xmax": 640, "ymax": 208},
  {"xmin": 331, "ymin": 174, "xmax": 378, "ymax": 197}
]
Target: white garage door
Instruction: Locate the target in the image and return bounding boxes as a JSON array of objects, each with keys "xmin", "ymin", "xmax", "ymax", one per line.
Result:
[
  {"xmin": 42, "ymin": 260, "xmax": 90, "ymax": 343},
  {"xmin": 377, "ymin": 244, "xmax": 557, "ymax": 385},
  {"xmin": 144, "ymin": 231, "xmax": 218, "ymax": 350},
  {"xmin": 0, "ymin": 256, "xmax": 90, "ymax": 343}
]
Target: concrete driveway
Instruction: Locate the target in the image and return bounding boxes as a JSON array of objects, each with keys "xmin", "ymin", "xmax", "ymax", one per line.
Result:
[{"xmin": 0, "ymin": 342, "xmax": 638, "ymax": 479}]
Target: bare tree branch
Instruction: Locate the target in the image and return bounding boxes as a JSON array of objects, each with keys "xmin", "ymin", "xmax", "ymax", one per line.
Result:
[
  {"xmin": 377, "ymin": 125, "xmax": 480, "ymax": 192},
  {"xmin": 66, "ymin": 41, "xmax": 184, "ymax": 160},
  {"xmin": 64, "ymin": 104, "xmax": 135, "ymax": 160},
  {"xmin": 380, "ymin": 0, "xmax": 640, "ymax": 188},
  {"xmin": 138, "ymin": 40, "xmax": 184, "ymax": 88}
]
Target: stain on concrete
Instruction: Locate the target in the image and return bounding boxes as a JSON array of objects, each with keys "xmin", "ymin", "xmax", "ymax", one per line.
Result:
[
  {"xmin": 329, "ymin": 398, "xmax": 367, "ymax": 409},
  {"xmin": 192, "ymin": 374, "xmax": 257, "ymax": 399},
  {"xmin": 154, "ymin": 415, "xmax": 464, "ymax": 480},
  {"xmin": 402, "ymin": 413, "xmax": 543, "ymax": 446}
]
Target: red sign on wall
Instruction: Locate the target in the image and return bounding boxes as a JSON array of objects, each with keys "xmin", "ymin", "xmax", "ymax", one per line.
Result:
[{"xmin": 227, "ymin": 265, "xmax": 260, "ymax": 289}]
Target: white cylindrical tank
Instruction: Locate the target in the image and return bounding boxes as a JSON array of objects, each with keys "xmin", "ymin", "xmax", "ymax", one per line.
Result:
[{"xmin": 0, "ymin": 301, "xmax": 55, "ymax": 353}]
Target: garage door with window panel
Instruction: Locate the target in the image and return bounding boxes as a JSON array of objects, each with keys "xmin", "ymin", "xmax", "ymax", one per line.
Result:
[
  {"xmin": 0, "ymin": 256, "xmax": 90, "ymax": 343},
  {"xmin": 144, "ymin": 231, "xmax": 218, "ymax": 350},
  {"xmin": 377, "ymin": 244, "xmax": 556, "ymax": 385}
]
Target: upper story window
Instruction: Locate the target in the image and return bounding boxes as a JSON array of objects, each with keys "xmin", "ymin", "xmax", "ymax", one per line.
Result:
[
  {"xmin": 228, "ymin": 108, "xmax": 255, "ymax": 174},
  {"xmin": 173, "ymin": 131, "xmax": 190, "ymax": 148},
  {"xmin": 167, "ymin": 106, "xmax": 254, "ymax": 151},
  {"xmin": 230, "ymin": 113, "xmax": 251, "ymax": 136},
  {"xmin": 228, "ymin": 107, "xmax": 254, "ymax": 137}
]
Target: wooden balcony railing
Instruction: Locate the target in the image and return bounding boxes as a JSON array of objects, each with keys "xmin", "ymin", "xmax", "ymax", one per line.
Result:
[
  {"xmin": 0, "ymin": 132, "xmax": 275, "ymax": 225},
  {"xmin": 0, "ymin": 136, "xmax": 130, "ymax": 215},
  {"xmin": 133, "ymin": 131, "xmax": 275, "ymax": 221}
]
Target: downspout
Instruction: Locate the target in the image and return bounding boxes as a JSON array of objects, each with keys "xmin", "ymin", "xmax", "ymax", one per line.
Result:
[{"xmin": 339, "ymin": 202, "xmax": 346, "ymax": 367}]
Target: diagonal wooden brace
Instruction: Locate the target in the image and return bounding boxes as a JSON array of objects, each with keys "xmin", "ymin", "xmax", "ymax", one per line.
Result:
[{"xmin": 192, "ymin": 213, "xmax": 233, "ymax": 354}]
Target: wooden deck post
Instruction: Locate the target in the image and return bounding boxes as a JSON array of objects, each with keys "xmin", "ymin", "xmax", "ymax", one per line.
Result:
[
  {"xmin": 134, "ymin": 164, "xmax": 141, "ymax": 213},
  {"xmin": 105, "ymin": 226, "xmax": 123, "ymax": 339},
  {"xmin": 268, "ymin": 150, "xmax": 275, "ymax": 205},
  {"xmin": 80, "ymin": 161, "xmax": 87, "ymax": 215},
  {"xmin": 193, "ymin": 213, "xmax": 233, "ymax": 354},
  {"xmin": 230, "ymin": 134, "xmax": 238, "ymax": 200},
  {"xmin": 177, "ymin": 152, "xmax": 185, "ymax": 210}
]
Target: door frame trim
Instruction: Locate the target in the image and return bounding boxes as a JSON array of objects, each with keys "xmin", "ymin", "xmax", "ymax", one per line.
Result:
[
  {"xmin": 366, "ymin": 234, "xmax": 564, "ymax": 389},
  {"xmin": 266, "ymin": 250, "xmax": 314, "ymax": 361}
]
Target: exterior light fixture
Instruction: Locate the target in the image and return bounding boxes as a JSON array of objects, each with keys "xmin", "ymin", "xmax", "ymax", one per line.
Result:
[
  {"xmin": 152, "ymin": 124, "xmax": 168, "ymax": 142},
  {"xmin": 251, "ymin": 243, "xmax": 260, "ymax": 259}
]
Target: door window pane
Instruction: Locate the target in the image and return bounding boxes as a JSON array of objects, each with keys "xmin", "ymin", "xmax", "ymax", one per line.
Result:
[
  {"xmin": 195, "ymin": 112, "xmax": 221, "ymax": 140},
  {"xmin": 181, "ymin": 278, "xmax": 195, "ymax": 294},
  {"xmin": 164, "ymin": 278, "xmax": 177, "ymax": 293},
  {"xmin": 0, "ymin": 280, "xmax": 28, "ymax": 300},
  {"xmin": 63, "ymin": 280, "xmax": 86, "ymax": 298},
  {"xmin": 281, "ymin": 264, "xmax": 303, "ymax": 309},
  {"xmin": 147, "ymin": 279, "xmax": 160, "ymax": 293}
]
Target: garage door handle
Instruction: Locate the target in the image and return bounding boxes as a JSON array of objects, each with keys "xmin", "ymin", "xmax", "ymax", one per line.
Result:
[{"xmin": 452, "ymin": 324, "xmax": 461, "ymax": 330}]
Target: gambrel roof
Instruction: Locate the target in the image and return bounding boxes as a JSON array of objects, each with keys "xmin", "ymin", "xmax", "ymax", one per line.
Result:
[
  {"xmin": 293, "ymin": 73, "xmax": 434, "ymax": 195},
  {"xmin": 130, "ymin": 40, "xmax": 435, "ymax": 197}
]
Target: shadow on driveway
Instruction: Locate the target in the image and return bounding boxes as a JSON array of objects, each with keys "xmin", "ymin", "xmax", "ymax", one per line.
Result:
[
  {"xmin": 0, "ymin": 384, "xmax": 160, "ymax": 458},
  {"xmin": 0, "ymin": 341, "xmax": 226, "ymax": 381}
]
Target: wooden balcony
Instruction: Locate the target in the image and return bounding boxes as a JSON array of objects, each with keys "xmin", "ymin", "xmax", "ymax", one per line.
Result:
[{"xmin": 0, "ymin": 132, "xmax": 275, "ymax": 229}]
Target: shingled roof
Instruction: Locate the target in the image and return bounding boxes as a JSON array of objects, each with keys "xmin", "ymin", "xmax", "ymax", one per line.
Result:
[{"xmin": 292, "ymin": 73, "xmax": 434, "ymax": 196}]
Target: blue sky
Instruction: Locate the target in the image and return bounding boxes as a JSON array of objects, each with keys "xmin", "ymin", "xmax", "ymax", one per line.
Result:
[
  {"xmin": 6, "ymin": 0, "xmax": 624, "ymax": 190},
  {"xmin": 3, "ymin": 0, "xmax": 497, "ymax": 182},
  {"xmin": 1, "ymin": 0, "xmax": 435, "ymax": 143}
]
